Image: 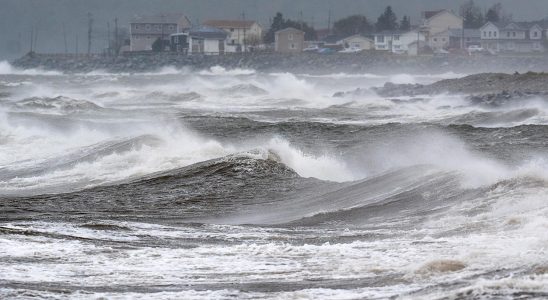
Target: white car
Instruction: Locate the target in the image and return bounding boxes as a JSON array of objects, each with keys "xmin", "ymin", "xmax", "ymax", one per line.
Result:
[
  {"xmin": 338, "ymin": 47, "xmax": 362, "ymax": 53},
  {"xmin": 467, "ymin": 45, "xmax": 484, "ymax": 53},
  {"xmin": 303, "ymin": 45, "xmax": 320, "ymax": 52}
]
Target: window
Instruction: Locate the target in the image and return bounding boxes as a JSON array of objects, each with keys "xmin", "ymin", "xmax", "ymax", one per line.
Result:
[
  {"xmin": 513, "ymin": 32, "xmax": 516, "ymax": 37},
  {"xmin": 145, "ymin": 24, "xmax": 151, "ymax": 30},
  {"xmin": 507, "ymin": 32, "xmax": 510, "ymax": 37},
  {"xmin": 289, "ymin": 33, "xmax": 294, "ymax": 40},
  {"xmin": 169, "ymin": 25, "xmax": 175, "ymax": 31},
  {"xmin": 494, "ymin": 32, "xmax": 497, "ymax": 37},
  {"xmin": 442, "ymin": 38, "xmax": 446, "ymax": 42},
  {"xmin": 394, "ymin": 35, "xmax": 400, "ymax": 41},
  {"xmin": 230, "ymin": 28, "xmax": 235, "ymax": 32},
  {"xmin": 377, "ymin": 36, "xmax": 384, "ymax": 43},
  {"xmin": 489, "ymin": 31, "xmax": 492, "ymax": 37},
  {"xmin": 134, "ymin": 24, "xmax": 140, "ymax": 30},
  {"xmin": 154, "ymin": 24, "xmax": 160, "ymax": 30},
  {"xmin": 483, "ymin": 31, "xmax": 486, "ymax": 37},
  {"xmin": 290, "ymin": 43, "xmax": 295, "ymax": 49},
  {"xmin": 433, "ymin": 38, "xmax": 438, "ymax": 42},
  {"xmin": 534, "ymin": 31, "xmax": 539, "ymax": 37}
]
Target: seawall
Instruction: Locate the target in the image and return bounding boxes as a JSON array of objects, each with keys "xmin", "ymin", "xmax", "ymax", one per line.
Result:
[{"xmin": 11, "ymin": 52, "xmax": 548, "ymax": 74}]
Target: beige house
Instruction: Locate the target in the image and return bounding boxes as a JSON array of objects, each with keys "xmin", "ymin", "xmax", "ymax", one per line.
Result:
[
  {"xmin": 422, "ymin": 10, "xmax": 463, "ymax": 35},
  {"xmin": 338, "ymin": 35, "xmax": 374, "ymax": 50},
  {"xmin": 275, "ymin": 28, "xmax": 305, "ymax": 53},
  {"xmin": 130, "ymin": 13, "xmax": 191, "ymax": 51},
  {"xmin": 202, "ymin": 20, "xmax": 262, "ymax": 50}
]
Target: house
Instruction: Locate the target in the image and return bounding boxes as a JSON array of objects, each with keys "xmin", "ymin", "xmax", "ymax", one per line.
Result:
[
  {"xmin": 186, "ymin": 26, "xmax": 228, "ymax": 55},
  {"xmin": 480, "ymin": 21, "xmax": 546, "ymax": 53},
  {"xmin": 422, "ymin": 10, "xmax": 463, "ymax": 36},
  {"xmin": 275, "ymin": 28, "xmax": 305, "ymax": 53},
  {"xmin": 447, "ymin": 29, "xmax": 481, "ymax": 49},
  {"xmin": 202, "ymin": 20, "xmax": 263, "ymax": 51},
  {"xmin": 170, "ymin": 33, "xmax": 189, "ymax": 53},
  {"xmin": 408, "ymin": 40, "xmax": 430, "ymax": 56},
  {"xmin": 129, "ymin": 13, "xmax": 191, "ymax": 51},
  {"xmin": 374, "ymin": 30, "xmax": 426, "ymax": 54},
  {"xmin": 338, "ymin": 35, "xmax": 374, "ymax": 50},
  {"xmin": 429, "ymin": 28, "xmax": 481, "ymax": 50}
]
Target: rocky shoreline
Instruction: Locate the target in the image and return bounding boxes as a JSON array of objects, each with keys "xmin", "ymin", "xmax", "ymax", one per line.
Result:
[
  {"xmin": 10, "ymin": 52, "xmax": 548, "ymax": 75},
  {"xmin": 369, "ymin": 72, "xmax": 548, "ymax": 104}
]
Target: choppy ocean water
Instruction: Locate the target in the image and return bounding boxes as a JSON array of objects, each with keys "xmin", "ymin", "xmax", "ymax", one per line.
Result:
[{"xmin": 0, "ymin": 62, "xmax": 547, "ymax": 299}]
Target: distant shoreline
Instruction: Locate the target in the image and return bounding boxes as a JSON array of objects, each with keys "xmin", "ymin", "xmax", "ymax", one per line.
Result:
[{"xmin": 10, "ymin": 52, "xmax": 548, "ymax": 75}]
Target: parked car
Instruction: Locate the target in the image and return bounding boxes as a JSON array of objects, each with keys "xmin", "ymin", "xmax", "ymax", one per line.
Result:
[
  {"xmin": 338, "ymin": 47, "xmax": 362, "ymax": 53},
  {"xmin": 303, "ymin": 45, "xmax": 320, "ymax": 52},
  {"xmin": 318, "ymin": 48, "xmax": 336, "ymax": 54},
  {"xmin": 467, "ymin": 45, "xmax": 484, "ymax": 53}
]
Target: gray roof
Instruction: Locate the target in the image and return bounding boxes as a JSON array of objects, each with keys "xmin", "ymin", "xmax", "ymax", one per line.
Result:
[
  {"xmin": 189, "ymin": 26, "xmax": 228, "ymax": 40},
  {"xmin": 448, "ymin": 29, "xmax": 481, "ymax": 38},
  {"xmin": 131, "ymin": 13, "xmax": 188, "ymax": 24},
  {"xmin": 275, "ymin": 27, "xmax": 304, "ymax": 34}
]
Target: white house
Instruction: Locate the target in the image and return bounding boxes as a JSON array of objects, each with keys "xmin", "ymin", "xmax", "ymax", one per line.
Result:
[
  {"xmin": 202, "ymin": 20, "xmax": 263, "ymax": 51},
  {"xmin": 375, "ymin": 30, "xmax": 426, "ymax": 54},
  {"xmin": 130, "ymin": 13, "xmax": 191, "ymax": 51},
  {"xmin": 337, "ymin": 35, "xmax": 374, "ymax": 50},
  {"xmin": 187, "ymin": 26, "xmax": 228, "ymax": 55},
  {"xmin": 480, "ymin": 21, "xmax": 546, "ymax": 53}
]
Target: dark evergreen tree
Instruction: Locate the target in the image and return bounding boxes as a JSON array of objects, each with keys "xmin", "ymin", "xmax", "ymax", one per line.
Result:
[
  {"xmin": 264, "ymin": 12, "xmax": 317, "ymax": 43},
  {"xmin": 376, "ymin": 6, "xmax": 398, "ymax": 32},
  {"xmin": 460, "ymin": 0, "xmax": 485, "ymax": 28},
  {"xmin": 333, "ymin": 15, "xmax": 374, "ymax": 37},
  {"xmin": 399, "ymin": 15, "xmax": 411, "ymax": 31},
  {"xmin": 486, "ymin": 3, "xmax": 502, "ymax": 23},
  {"xmin": 264, "ymin": 12, "xmax": 285, "ymax": 44}
]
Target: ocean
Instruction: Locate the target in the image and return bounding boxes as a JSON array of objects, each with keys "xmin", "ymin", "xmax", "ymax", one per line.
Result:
[{"xmin": 0, "ymin": 62, "xmax": 547, "ymax": 299}]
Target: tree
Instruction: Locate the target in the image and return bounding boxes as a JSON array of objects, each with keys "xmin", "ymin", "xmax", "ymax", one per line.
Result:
[
  {"xmin": 264, "ymin": 12, "xmax": 285, "ymax": 44},
  {"xmin": 399, "ymin": 15, "xmax": 411, "ymax": 31},
  {"xmin": 376, "ymin": 6, "xmax": 398, "ymax": 32},
  {"xmin": 264, "ymin": 12, "xmax": 317, "ymax": 43},
  {"xmin": 460, "ymin": 0, "xmax": 484, "ymax": 29},
  {"xmin": 333, "ymin": 15, "xmax": 373, "ymax": 37},
  {"xmin": 485, "ymin": 3, "xmax": 502, "ymax": 23},
  {"xmin": 151, "ymin": 37, "xmax": 168, "ymax": 52}
]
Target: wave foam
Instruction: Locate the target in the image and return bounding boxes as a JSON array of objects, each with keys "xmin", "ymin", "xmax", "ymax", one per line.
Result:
[{"xmin": 0, "ymin": 61, "xmax": 62, "ymax": 76}]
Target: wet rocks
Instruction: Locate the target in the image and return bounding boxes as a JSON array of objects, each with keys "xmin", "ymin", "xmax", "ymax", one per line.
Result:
[{"xmin": 374, "ymin": 72, "xmax": 548, "ymax": 99}]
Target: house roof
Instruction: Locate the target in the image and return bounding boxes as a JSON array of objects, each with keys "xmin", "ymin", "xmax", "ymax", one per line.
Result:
[
  {"xmin": 275, "ymin": 27, "xmax": 305, "ymax": 34},
  {"xmin": 339, "ymin": 34, "xmax": 374, "ymax": 42},
  {"xmin": 423, "ymin": 10, "xmax": 444, "ymax": 20},
  {"xmin": 188, "ymin": 25, "xmax": 228, "ymax": 40},
  {"xmin": 375, "ymin": 30, "xmax": 407, "ymax": 36},
  {"xmin": 131, "ymin": 13, "xmax": 188, "ymax": 24},
  {"xmin": 447, "ymin": 28, "xmax": 481, "ymax": 38},
  {"xmin": 202, "ymin": 20, "xmax": 258, "ymax": 29}
]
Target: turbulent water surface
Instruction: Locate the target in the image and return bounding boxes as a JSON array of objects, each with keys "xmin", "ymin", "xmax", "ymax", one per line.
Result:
[{"xmin": 0, "ymin": 62, "xmax": 547, "ymax": 299}]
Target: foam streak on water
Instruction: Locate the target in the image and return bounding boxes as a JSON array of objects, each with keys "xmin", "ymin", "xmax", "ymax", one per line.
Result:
[{"xmin": 0, "ymin": 65, "xmax": 547, "ymax": 299}]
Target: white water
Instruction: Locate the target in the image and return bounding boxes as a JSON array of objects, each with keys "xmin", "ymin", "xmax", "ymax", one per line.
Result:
[{"xmin": 1, "ymin": 65, "xmax": 547, "ymax": 299}]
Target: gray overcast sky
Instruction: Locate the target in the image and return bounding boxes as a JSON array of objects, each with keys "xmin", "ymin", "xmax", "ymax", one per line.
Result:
[{"xmin": 1, "ymin": 0, "xmax": 548, "ymax": 59}]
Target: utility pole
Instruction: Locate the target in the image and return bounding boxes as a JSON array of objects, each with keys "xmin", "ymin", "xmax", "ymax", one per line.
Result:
[
  {"xmin": 107, "ymin": 21, "xmax": 111, "ymax": 55},
  {"xmin": 299, "ymin": 11, "xmax": 304, "ymax": 31},
  {"xmin": 29, "ymin": 27, "xmax": 34, "ymax": 53},
  {"xmin": 114, "ymin": 17, "xmax": 119, "ymax": 55},
  {"xmin": 242, "ymin": 11, "xmax": 247, "ymax": 53},
  {"xmin": 87, "ymin": 12, "xmax": 93, "ymax": 55},
  {"xmin": 34, "ymin": 26, "xmax": 39, "ymax": 52},
  {"xmin": 63, "ymin": 23, "xmax": 68, "ymax": 54},
  {"xmin": 327, "ymin": 9, "xmax": 332, "ymax": 34},
  {"xmin": 75, "ymin": 34, "xmax": 79, "ymax": 55}
]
